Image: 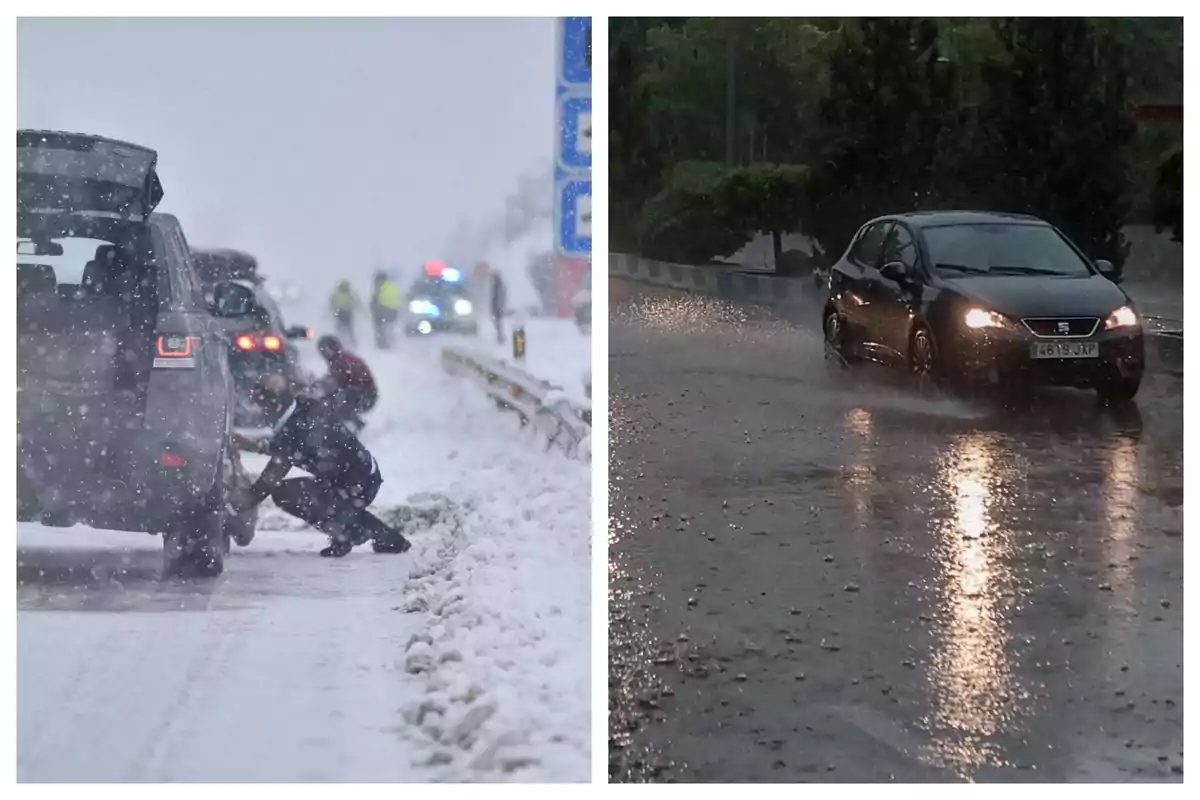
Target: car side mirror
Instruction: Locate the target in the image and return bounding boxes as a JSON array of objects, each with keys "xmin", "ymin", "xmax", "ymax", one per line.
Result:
[
  {"xmin": 1094, "ymin": 258, "xmax": 1119, "ymax": 282},
  {"xmin": 880, "ymin": 260, "xmax": 911, "ymax": 282},
  {"xmin": 284, "ymin": 325, "xmax": 312, "ymax": 340},
  {"xmin": 211, "ymin": 281, "xmax": 254, "ymax": 317}
]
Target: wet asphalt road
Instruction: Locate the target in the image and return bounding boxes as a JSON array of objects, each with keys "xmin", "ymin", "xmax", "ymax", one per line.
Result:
[{"xmin": 608, "ymin": 278, "xmax": 1183, "ymax": 783}]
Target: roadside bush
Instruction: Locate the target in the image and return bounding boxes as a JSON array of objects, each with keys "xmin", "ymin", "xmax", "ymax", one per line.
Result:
[{"xmin": 637, "ymin": 162, "xmax": 748, "ymax": 264}]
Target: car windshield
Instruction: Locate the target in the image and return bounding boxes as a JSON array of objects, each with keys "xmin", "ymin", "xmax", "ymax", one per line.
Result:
[{"xmin": 925, "ymin": 223, "xmax": 1094, "ymax": 278}]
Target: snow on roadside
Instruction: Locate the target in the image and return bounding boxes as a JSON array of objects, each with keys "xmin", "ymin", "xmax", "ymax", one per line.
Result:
[{"xmin": 307, "ymin": 339, "xmax": 590, "ymax": 780}]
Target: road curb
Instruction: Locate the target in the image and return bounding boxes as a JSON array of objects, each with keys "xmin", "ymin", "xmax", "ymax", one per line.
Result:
[{"xmin": 611, "ymin": 253, "xmax": 1183, "ymax": 376}]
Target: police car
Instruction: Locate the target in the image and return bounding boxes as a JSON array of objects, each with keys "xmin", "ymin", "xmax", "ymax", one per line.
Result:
[{"xmin": 404, "ymin": 260, "xmax": 479, "ymax": 336}]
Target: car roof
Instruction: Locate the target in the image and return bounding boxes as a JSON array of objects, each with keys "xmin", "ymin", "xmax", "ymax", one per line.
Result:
[{"xmin": 870, "ymin": 210, "xmax": 1051, "ymax": 229}]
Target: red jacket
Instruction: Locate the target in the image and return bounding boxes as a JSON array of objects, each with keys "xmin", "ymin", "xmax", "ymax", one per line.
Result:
[{"xmin": 326, "ymin": 350, "xmax": 377, "ymax": 396}]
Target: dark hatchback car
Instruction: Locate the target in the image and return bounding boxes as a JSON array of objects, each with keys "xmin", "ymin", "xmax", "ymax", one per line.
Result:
[
  {"xmin": 192, "ymin": 248, "xmax": 312, "ymax": 426},
  {"xmin": 822, "ymin": 211, "xmax": 1145, "ymax": 403},
  {"xmin": 17, "ymin": 130, "xmax": 259, "ymax": 576}
]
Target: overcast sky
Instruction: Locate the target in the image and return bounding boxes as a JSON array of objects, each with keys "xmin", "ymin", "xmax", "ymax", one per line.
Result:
[{"xmin": 17, "ymin": 17, "xmax": 554, "ymax": 292}]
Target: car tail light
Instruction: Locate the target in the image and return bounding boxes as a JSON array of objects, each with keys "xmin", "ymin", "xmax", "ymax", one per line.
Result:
[
  {"xmin": 157, "ymin": 334, "xmax": 194, "ymax": 358},
  {"xmin": 235, "ymin": 332, "xmax": 285, "ymax": 352},
  {"xmin": 160, "ymin": 452, "xmax": 187, "ymax": 468}
]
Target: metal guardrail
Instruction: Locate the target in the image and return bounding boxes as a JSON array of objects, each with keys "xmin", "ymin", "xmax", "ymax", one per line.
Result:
[
  {"xmin": 611, "ymin": 253, "xmax": 1183, "ymax": 375},
  {"xmin": 441, "ymin": 345, "xmax": 591, "ymax": 460}
]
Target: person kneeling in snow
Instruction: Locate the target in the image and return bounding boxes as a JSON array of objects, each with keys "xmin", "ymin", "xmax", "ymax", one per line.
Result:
[{"xmin": 229, "ymin": 374, "xmax": 411, "ymax": 558}]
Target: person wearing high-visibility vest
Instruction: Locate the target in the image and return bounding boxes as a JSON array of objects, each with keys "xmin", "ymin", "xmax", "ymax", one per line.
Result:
[
  {"xmin": 370, "ymin": 271, "xmax": 401, "ymax": 349},
  {"xmin": 328, "ymin": 280, "xmax": 361, "ymax": 345}
]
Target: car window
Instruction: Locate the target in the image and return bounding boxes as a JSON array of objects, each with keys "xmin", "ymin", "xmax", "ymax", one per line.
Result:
[
  {"xmin": 881, "ymin": 223, "xmax": 918, "ymax": 270},
  {"xmin": 849, "ymin": 222, "xmax": 891, "ymax": 268},
  {"xmin": 162, "ymin": 225, "xmax": 205, "ymax": 309},
  {"xmin": 924, "ymin": 223, "xmax": 1093, "ymax": 278}
]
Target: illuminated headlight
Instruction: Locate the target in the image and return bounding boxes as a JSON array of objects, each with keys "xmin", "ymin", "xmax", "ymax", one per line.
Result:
[
  {"xmin": 453, "ymin": 298, "xmax": 473, "ymax": 316},
  {"xmin": 409, "ymin": 298, "xmax": 439, "ymax": 316},
  {"xmin": 416, "ymin": 320, "xmax": 433, "ymax": 335},
  {"xmin": 1105, "ymin": 305, "xmax": 1138, "ymax": 330},
  {"xmin": 964, "ymin": 308, "xmax": 1010, "ymax": 330}
]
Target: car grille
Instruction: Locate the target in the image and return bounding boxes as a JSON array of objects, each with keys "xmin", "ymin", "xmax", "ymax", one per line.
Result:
[{"xmin": 1021, "ymin": 317, "xmax": 1100, "ymax": 338}]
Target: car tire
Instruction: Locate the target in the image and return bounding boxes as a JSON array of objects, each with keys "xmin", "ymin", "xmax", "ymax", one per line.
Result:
[
  {"xmin": 909, "ymin": 325, "xmax": 943, "ymax": 393},
  {"xmin": 163, "ymin": 454, "xmax": 232, "ymax": 578},
  {"xmin": 163, "ymin": 504, "xmax": 228, "ymax": 579},
  {"xmin": 224, "ymin": 450, "xmax": 257, "ymax": 547},
  {"xmin": 823, "ymin": 307, "xmax": 859, "ymax": 366},
  {"xmin": 1096, "ymin": 376, "xmax": 1141, "ymax": 406}
]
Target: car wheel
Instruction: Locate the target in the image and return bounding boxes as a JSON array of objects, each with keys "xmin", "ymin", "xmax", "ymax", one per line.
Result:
[
  {"xmin": 163, "ymin": 504, "xmax": 228, "ymax": 579},
  {"xmin": 1096, "ymin": 376, "xmax": 1141, "ymax": 406},
  {"xmin": 224, "ymin": 450, "xmax": 257, "ymax": 547},
  {"xmin": 909, "ymin": 325, "xmax": 942, "ymax": 395},
  {"xmin": 823, "ymin": 308, "xmax": 858, "ymax": 366}
]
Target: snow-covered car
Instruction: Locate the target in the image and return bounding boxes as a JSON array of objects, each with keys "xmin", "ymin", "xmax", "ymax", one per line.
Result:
[{"xmin": 17, "ymin": 130, "xmax": 258, "ymax": 577}]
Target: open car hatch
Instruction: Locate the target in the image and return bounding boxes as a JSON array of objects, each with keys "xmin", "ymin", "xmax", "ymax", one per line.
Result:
[{"xmin": 17, "ymin": 130, "xmax": 164, "ymax": 222}]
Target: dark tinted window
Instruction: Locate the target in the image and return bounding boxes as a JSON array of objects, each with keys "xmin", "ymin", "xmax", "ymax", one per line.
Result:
[
  {"xmin": 882, "ymin": 223, "xmax": 918, "ymax": 270},
  {"xmin": 924, "ymin": 224, "xmax": 1093, "ymax": 277},
  {"xmin": 849, "ymin": 222, "xmax": 891, "ymax": 267}
]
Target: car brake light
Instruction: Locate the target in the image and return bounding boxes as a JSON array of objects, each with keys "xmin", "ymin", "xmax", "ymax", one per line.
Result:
[
  {"xmin": 263, "ymin": 335, "xmax": 282, "ymax": 351},
  {"xmin": 236, "ymin": 334, "xmax": 255, "ymax": 350},
  {"xmin": 160, "ymin": 452, "xmax": 187, "ymax": 468},
  {"xmin": 157, "ymin": 334, "xmax": 194, "ymax": 358}
]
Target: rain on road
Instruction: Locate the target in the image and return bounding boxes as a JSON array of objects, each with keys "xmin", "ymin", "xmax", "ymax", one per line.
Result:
[{"xmin": 608, "ymin": 278, "xmax": 1183, "ymax": 783}]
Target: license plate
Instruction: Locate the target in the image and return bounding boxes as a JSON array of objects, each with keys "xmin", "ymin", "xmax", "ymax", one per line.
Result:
[{"xmin": 1030, "ymin": 341, "xmax": 1099, "ymax": 359}]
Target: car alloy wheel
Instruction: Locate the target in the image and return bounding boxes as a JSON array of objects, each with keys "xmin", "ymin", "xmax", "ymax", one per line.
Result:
[
  {"xmin": 910, "ymin": 328, "xmax": 940, "ymax": 397},
  {"xmin": 824, "ymin": 311, "xmax": 849, "ymax": 367}
]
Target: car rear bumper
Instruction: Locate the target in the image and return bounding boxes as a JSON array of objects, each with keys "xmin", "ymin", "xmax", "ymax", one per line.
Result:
[
  {"xmin": 953, "ymin": 326, "xmax": 1145, "ymax": 388},
  {"xmin": 18, "ymin": 402, "xmax": 220, "ymax": 531}
]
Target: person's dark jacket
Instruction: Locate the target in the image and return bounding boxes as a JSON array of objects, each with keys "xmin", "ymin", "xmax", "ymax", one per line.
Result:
[{"xmin": 240, "ymin": 396, "xmax": 379, "ymax": 506}]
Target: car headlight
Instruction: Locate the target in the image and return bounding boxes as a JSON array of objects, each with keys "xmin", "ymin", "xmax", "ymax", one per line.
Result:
[
  {"xmin": 409, "ymin": 299, "xmax": 439, "ymax": 316},
  {"xmin": 1105, "ymin": 305, "xmax": 1138, "ymax": 330},
  {"xmin": 453, "ymin": 298, "xmax": 473, "ymax": 315},
  {"xmin": 964, "ymin": 308, "xmax": 1011, "ymax": 330}
]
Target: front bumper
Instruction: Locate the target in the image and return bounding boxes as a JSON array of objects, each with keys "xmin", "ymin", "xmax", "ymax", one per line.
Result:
[
  {"xmin": 406, "ymin": 315, "xmax": 479, "ymax": 336},
  {"xmin": 951, "ymin": 322, "xmax": 1145, "ymax": 388}
]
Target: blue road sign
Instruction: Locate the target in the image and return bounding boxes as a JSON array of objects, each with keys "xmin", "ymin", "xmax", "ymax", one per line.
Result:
[
  {"xmin": 558, "ymin": 17, "xmax": 591, "ymax": 87},
  {"xmin": 557, "ymin": 93, "xmax": 591, "ymax": 172},
  {"xmin": 556, "ymin": 179, "xmax": 592, "ymax": 258}
]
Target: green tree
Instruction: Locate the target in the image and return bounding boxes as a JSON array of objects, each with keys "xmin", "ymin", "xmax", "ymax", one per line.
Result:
[
  {"xmin": 714, "ymin": 164, "xmax": 810, "ymax": 273},
  {"xmin": 639, "ymin": 18, "xmax": 834, "ymax": 167},
  {"xmin": 610, "ymin": 19, "xmax": 682, "ymax": 250},
  {"xmin": 976, "ymin": 19, "xmax": 1136, "ymax": 271},
  {"xmin": 804, "ymin": 19, "xmax": 960, "ymax": 262},
  {"xmin": 637, "ymin": 162, "xmax": 749, "ymax": 264},
  {"xmin": 1151, "ymin": 148, "xmax": 1182, "ymax": 242}
]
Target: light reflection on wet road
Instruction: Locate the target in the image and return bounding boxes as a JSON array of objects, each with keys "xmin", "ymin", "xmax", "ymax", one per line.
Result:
[{"xmin": 608, "ymin": 279, "xmax": 1183, "ymax": 783}]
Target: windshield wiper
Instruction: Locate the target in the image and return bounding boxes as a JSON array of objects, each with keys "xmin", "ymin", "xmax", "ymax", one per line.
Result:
[
  {"xmin": 934, "ymin": 262, "xmax": 988, "ymax": 274},
  {"xmin": 987, "ymin": 265, "xmax": 1073, "ymax": 276}
]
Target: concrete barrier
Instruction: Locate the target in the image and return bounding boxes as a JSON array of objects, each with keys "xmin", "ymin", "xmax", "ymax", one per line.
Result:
[{"xmin": 612, "ymin": 253, "xmax": 1182, "ymax": 375}]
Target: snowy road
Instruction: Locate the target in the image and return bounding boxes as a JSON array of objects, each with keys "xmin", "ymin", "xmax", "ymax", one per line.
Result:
[{"xmin": 17, "ymin": 322, "xmax": 591, "ymax": 783}]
